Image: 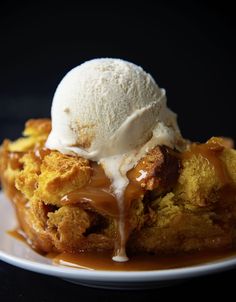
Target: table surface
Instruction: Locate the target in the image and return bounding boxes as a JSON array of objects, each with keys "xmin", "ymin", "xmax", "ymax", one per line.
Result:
[{"xmin": 0, "ymin": 260, "xmax": 235, "ymax": 301}]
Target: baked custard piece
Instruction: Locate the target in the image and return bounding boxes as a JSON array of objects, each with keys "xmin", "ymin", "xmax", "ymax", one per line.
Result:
[{"xmin": 1, "ymin": 118, "xmax": 236, "ymax": 255}]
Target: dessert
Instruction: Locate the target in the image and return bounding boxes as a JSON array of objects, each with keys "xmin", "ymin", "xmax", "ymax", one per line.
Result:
[{"xmin": 1, "ymin": 59, "xmax": 236, "ymax": 266}]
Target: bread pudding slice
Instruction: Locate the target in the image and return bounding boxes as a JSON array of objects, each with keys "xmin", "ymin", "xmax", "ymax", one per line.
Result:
[{"xmin": 1, "ymin": 119, "xmax": 236, "ymax": 256}]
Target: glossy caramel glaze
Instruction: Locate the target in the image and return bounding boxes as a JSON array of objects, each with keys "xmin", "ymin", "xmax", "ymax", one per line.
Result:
[
  {"xmin": 8, "ymin": 229, "xmax": 236, "ymax": 271},
  {"xmin": 60, "ymin": 162, "xmax": 146, "ymax": 258},
  {"xmin": 51, "ymin": 249, "xmax": 236, "ymax": 271},
  {"xmin": 60, "ymin": 163, "xmax": 118, "ymax": 217},
  {"xmin": 60, "ymin": 162, "xmax": 145, "ymax": 217}
]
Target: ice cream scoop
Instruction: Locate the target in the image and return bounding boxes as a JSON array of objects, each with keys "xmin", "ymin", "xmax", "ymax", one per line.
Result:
[
  {"xmin": 46, "ymin": 58, "xmax": 183, "ymax": 261},
  {"xmin": 46, "ymin": 58, "xmax": 181, "ymax": 159}
]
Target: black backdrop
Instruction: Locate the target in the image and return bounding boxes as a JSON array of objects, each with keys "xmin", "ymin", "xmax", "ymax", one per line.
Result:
[
  {"xmin": 0, "ymin": 1, "xmax": 235, "ymax": 143},
  {"xmin": 0, "ymin": 1, "xmax": 236, "ymax": 300}
]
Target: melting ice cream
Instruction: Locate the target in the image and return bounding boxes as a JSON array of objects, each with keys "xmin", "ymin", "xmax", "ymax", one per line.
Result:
[{"xmin": 46, "ymin": 58, "xmax": 183, "ymax": 261}]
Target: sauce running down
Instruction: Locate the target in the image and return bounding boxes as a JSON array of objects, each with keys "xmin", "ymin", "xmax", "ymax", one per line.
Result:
[
  {"xmin": 60, "ymin": 163, "xmax": 120, "ymax": 217},
  {"xmin": 60, "ymin": 162, "xmax": 145, "ymax": 260},
  {"xmin": 61, "ymin": 163, "xmax": 145, "ymax": 216}
]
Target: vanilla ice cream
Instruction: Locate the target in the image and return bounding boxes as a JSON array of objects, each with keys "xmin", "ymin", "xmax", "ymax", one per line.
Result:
[{"xmin": 46, "ymin": 58, "xmax": 183, "ymax": 261}]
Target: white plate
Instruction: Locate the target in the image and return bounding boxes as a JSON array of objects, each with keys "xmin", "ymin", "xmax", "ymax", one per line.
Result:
[{"xmin": 1, "ymin": 192, "xmax": 236, "ymax": 289}]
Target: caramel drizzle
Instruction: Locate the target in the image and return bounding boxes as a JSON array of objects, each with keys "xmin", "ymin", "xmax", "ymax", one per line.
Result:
[
  {"xmin": 6, "ymin": 138, "xmax": 236, "ymax": 264},
  {"xmin": 60, "ymin": 162, "xmax": 145, "ymax": 259},
  {"xmin": 181, "ymin": 138, "xmax": 232, "ymax": 185}
]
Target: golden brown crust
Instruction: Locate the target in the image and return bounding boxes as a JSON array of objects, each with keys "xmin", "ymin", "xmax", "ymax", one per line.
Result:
[
  {"xmin": 15, "ymin": 152, "xmax": 42, "ymax": 200},
  {"xmin": 1, "ymin": 119, "xmax": 236, "ymax": 256},
  {"xmin": 128, "ymin": 146, "xmax": 180, "ymax": 192},
  {"xmin": 34, "ymin": 151, "xmax": 91, "ymax": 206},
  {"xmin": 24, "ymin": 119, "xmax": 51, "ymax": 136}
]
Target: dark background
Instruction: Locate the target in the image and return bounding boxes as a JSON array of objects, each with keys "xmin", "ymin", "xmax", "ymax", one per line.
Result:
[
  {"xmin": 0, "ymin": 1, "xmax": 236, "ymax": 300},
  {"xmin": 0, "ymin": 260, "xmax": 235, "ymax": 301},
  {"xmin": 0, "ymin": 1, "xmax": 235, "ymax": 143}
]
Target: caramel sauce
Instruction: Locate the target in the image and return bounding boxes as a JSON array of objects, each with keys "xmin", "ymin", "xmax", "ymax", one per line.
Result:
[
  {"xmin": 8, "ymin": 152, "xmax": 23, "ymax": 170},
  {"xmin": 118, "ymin": 165, "xmax": 146, "ymax": 252},
  {"xmin": 50, "ymin": 249, "xmax": 236, "ymax": 271},
  {"xmin": 182, "ymin": 138, "xmax": 231, "ymax": 185},
  {"xmin": 60, "ymin": 163, "xmax": 145, "ymax": 217},
  {"xmin": 126, "ymin": 164, "xmax": 145, "ymax": 202},
  {"xmin": 8, "ymin": 229, "xmax": 236, "ymax": 271},
  {"xmin": 60, "ymin": 162, "xmax": 146, "ymax": 258},
  {"xmin": 61, "ymin": 163, "xmax": 120, "ymax": 217},
  {"xmin": 6, "ymin": 138, "xmax": 236, "ymax": 269},
  {"xmin": 7, "ymin": 229, "xmax": 27, "ymax": 242},
  {"xmin": 181, "ymin": 138, "xmax": 236, "ymax": 214}
]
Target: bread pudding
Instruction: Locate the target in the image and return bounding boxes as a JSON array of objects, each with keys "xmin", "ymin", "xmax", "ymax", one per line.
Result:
[
  {"xmin": 1, "ymin": 59, "xmax": 236, "ymax": 264},
  {"xmin": 1, "ymin": 118, "xmax": 236, "ymax": 259}
]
